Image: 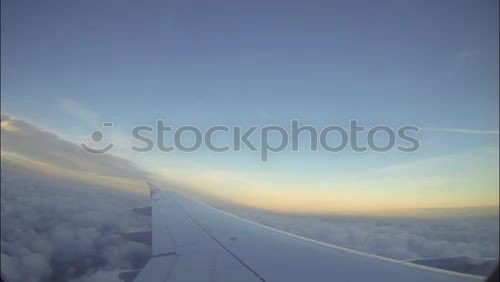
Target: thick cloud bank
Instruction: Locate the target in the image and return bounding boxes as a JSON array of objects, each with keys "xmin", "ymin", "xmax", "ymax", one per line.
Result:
[
  {"xmin": 1, "ymin": 159, "xmax": 151, "ymax": 282},
  {"xmin": 1, "ymin": 113, "xmax": 147, "ymax": 180}
]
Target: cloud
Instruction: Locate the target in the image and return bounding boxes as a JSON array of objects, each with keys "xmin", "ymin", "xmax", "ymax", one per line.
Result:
[
  {"xmin": 421, "ymin": 127, "xmax": 500, "ymax": 135},
  {"xmin": 57, "ymin": 99, "xmax": 100, "ymax": 124},
  {"xmin": 376, "ymin": 156, "xmax": 450, "ymax": 173},
  {"xmin": 1, "ymin": 158, "xmax": 151, "ymax": 282},
  {"xmin": 374, "ymin": 148, "xmax": 498, "ymax": 178},
  {"xmin": 1, "ymin": 113, "xmax": 149, "ymax": 193}
]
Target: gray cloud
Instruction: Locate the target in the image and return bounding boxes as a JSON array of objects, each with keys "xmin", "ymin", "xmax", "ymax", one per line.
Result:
[
  {"xmin": 1, "ymin": 159, "xmax": 151, "ymax": 282},
  {"xmin": 1, "ymin": 113, "xmax": 146, "ymax": 179}
]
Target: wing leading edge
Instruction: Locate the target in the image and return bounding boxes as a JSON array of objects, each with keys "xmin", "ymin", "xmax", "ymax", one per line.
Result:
[{"xmin": 132, "ymin": 184, "xmax": 483, "ymax": 282}]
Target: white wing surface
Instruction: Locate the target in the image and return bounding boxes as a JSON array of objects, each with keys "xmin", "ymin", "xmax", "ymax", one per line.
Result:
[{"xmin": 130, "ymin": 184, "xmax": 484, "ymax": 282}]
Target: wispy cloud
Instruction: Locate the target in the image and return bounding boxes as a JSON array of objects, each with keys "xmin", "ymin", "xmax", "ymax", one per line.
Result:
[
  {"xmin": 421, "ymin": 127, "xmax": 499, "ymax": 135},
  {"xmin": 376, "ymin": 147, "xmax": 499, "ymax": 175},
  {"xmin": 376, "ymin": 156, "xmax": 450, "ymax": 173},
  {"xmin": 58, "ymin": 98, "xmax": 100, "ymax": 124}
]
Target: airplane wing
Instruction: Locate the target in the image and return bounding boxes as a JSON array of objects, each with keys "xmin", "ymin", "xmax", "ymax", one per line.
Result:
[{"xmin": 123, "ymin": 184, "xmax": 484, "ymax": 282}]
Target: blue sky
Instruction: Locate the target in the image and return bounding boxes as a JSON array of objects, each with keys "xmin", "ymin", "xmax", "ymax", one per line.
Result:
[{"xmin": 1, "ymin": 0, "xmax": 499, "ymax": 214}]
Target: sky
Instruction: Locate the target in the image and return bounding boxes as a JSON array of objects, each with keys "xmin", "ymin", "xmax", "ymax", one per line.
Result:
[{"xmin": 1, "ymin": 0, "xmax": 499, "ymax": 214}]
